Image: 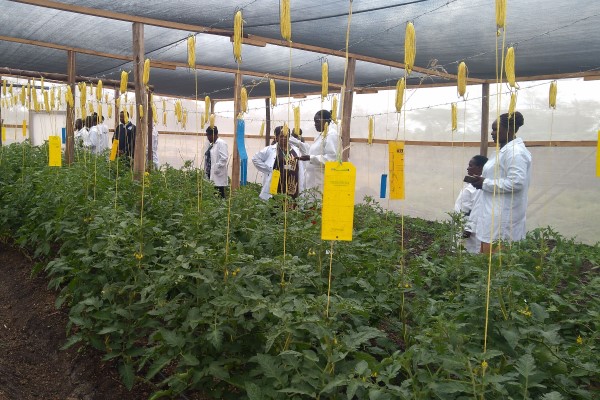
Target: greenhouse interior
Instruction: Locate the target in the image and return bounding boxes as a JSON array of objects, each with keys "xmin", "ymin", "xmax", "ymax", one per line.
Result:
[{"xmin": 0, "ymin": 1, "xmax": 598, "ymax": 399}]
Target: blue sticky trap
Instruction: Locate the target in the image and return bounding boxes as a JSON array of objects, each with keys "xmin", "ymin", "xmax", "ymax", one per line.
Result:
[
  {"xmin": 236, "ymin": 118, "xmax": 248, "ymax": 186},
  {"xmin": 380, "ymin": 174, "xmax": 387, "ymax": 198},
  {"xmin": 61, "ymin": 127, "xmax": 66, "ymax": 144}
]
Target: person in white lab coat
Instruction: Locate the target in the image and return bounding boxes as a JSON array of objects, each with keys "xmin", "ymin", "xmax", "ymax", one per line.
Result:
[
  {"xmin": 205, "ymin": 125, "xmax": 229, "ymax": 198},
  {"xmin": 289, "ymin": 109, "xmax": 341, "ymax": 195},
  {"xmin": 252, "ymin": 126, "xmax": 302, "ymax": 201},
  {"xmin": 471, "ymin": 111, "xmax": 532, "ymax": 253},
  {"xmin": 455, "ymin": 155, "xmax": 487, "ymax": 253},
  {"xmin": 151, "ymin": 124, "xmax": 159, "ymax": 169},
  {"xmin": 73, "ymin": 118, "xmax": 86, "ymax": 147}
]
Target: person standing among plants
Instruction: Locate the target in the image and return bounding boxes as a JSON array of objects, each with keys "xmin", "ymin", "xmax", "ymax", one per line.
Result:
[
  {"xmin": 252, "ymin": 125, "xmax": 301, "ymax": 201},
  {"xmin": 205, "ymin": 125, "xmax": 229, "ymax": 198},
  {"xmin": 455, "ymin": 154, "xmax": 488, "ymax": 253},
  {"xmin": 471, "ymin": 111, "xmax": 532, "ymax": 253},
  {"xmin": 113, "ymin": 111, "xmax": 136, "ymax": 163},
  {"xmin": 290, "ymin": 109, "xmax": 341, "ymax": 195}
]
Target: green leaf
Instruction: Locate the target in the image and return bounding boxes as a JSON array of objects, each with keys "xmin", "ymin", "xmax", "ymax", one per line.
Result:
[
  {"xmin": 515, "ymin": 354, "xmax": 536, "ymax": 379},
  {"xmin": 181, "ymin": 353, "xmax": 200, "ymax": 366},
  {"xmin": 355, "ymin": 360, "xmax": 369, "ymax": 375},
  {"xmin": 118, "ymin": 362, "xmax": 135, "ymax": 390},
  {"xmin": 145, "ymin": 356, "xmax": 173, "ymax": 380},
  {"xmin": 60, "ymin": 334, "xmax": 82, "ymax": 350},
  {"xmin": 530, "ymin": 303, "xmax": 549, "ymax": 321},
  {"xmin": 500, "ymin": 327, "xmax": 520, "ymax": 349},
  {"xmin": 347, "ymin": 381, "xmax": 359, "ymax": 400},
  {"xmin": 541, "ymin": 392, "xmax": 564, "ymax": 400},
  {"xmin": 148, "ymin": 390, "xmax": 172, "ymax": 400},
  {"xmin": 245, "ymin": 382, "xmax": 262, "ymax": 400}
]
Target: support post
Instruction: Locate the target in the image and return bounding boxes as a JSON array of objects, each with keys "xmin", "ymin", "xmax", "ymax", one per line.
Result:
[
  {"xmin": 231, "ymin": 72, "xmax": 242, "ymax": 191},
  {"xmin": 132, "ymin": 22, "xmax": 148, "ymax": 180},
  {"xmin": 480, "ymin": 83, "xmax": 490, "ymax": 157},
  {"xmin": 65, "ymin": 50, "xmax": 75, "ymax": 165},
  {"xmin": 265, "ymin": 98, "xmax": 271, "ymax": 146},
  {"xmin": 340, "ymin": 57, "xmax": 356, "ymax": 161}
]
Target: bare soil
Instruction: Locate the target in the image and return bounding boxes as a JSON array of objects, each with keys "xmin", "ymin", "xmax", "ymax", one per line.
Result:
[{"xmin": 0, "ymin": 242, "xmax": 152, "ymax": 400}]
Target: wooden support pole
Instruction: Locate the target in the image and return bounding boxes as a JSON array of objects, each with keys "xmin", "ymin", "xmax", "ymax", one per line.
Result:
[
  {"xmin": 231, "ymin": 72, "xmax": 242, "ymax": 191},
  {"xmin": 147, "ymin": 90, "xmax": 153, "ymax": 169},
  {"xmin": 65, "ymin": 50, "xmax": 75, "ymax": 165},
  {"xmin": 340, "ymin": 57, "xmax": 356, "ymax": 161},
  {"xmin": 265, "ymin": 98, "xmax": 271, "ymax": 146},
  {"xmin": 132, "ymin": 22, "xmax": 147, "ymax": 180},
  {"xmin": 480, "ymin": 83, "xmax": 490, "ymax": 157}
]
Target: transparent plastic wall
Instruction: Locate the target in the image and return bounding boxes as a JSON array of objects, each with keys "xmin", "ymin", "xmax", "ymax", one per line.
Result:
[{"xmin": 157, "ymin": 134, "xmax": 600, "ymax": 245}]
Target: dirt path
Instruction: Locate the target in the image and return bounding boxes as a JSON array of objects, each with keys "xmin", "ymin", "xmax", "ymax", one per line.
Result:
[{"xmin": 0, "ymin": 242, "xmax": 151, "ymax": 400}]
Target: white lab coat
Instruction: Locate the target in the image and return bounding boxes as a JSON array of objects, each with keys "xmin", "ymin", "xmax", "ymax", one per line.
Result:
[
  {"xmin": 77, "ymin": 127, "xmax": 89, "ymax": 147},
  {"xmin": 152, "ymin": 125, "xmax": 159, "ymax": 168},
  {"xmin": 101, "ymin": 122, "xmax": 110, "ymax": 150},
  {"xmin": 454, "ymin": 183, "xmax": 481, "ymax": 253},
  {"xmin": 207, "ymin": 137, "xmax": 229, "ymax": 187},
  {"xmin": 88, "ymin": 125, "xmax": 108, "ymax": 154},
  {"xmin": 252, "ymin": 143, "xmax": 302, "ymax": 201},
  {"xmin": 289, "ymin": 125, "xmax": 341, "ymax": 193},
  {"xmin": 475, "ymin": 138, "xmax": 532, "ymax": 243}
]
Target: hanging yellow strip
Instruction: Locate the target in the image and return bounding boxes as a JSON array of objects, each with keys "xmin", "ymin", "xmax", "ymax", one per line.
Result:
[
  {"xmin": 270, "ymin": 79, "xmax": 277, "ymax": 107},
  {"xmin": 48, "ymin": 136, "xmax": 62, "ymax": 167},
  {"xmin": 368, "ymin": 116, "xmax": 374, "ymax": 145},
  {"xmin": 204, "ymin": 96, "xmax": 210, "ymax": 123},
  {"xmin": 96, "ymin": 80, "xmax": 103, "ymax": 101},
  {"xmin": 596, "ymin": 130, "xmax": 600, "ymax": 177},
  {"xmin": 451, "ymin": 103, "xmax": 458, "ymax": 131},
  {"xmin": 389, "ymin": 141, "xmax": 405, "ymax": 199},
  {"xmin": 22, "ymin": 120, "xmax": 27, "ymax": 137},
  {"xmin": 549, "ymin": 81, "xmax": 558, "ymax": 109},
  {"xmin": 331, "ymin": 96, "xmax": 338, "ymax": 121},
  {"xmin": 404, "ymin": 22, "xmax": 416, "ymax": 76},
  {"xmin": 1, "ymin": 126, "xmax": 6, "ymax": 142},
  {"xmin": 233, "ymin": 10, "xmax": 243, "ymax": 63},
  {"xmin": 143, "ymin": 59, "xmax": 151, "ymax": 86},
  {"xmin": 110, "ymin": 139, "xmax": 119, "ymax": 161},
  {"xmin": 269, "ymin": 169, "xmax": 281, "ymax": 195},
  {"xmin": 187, "ymin": 35, "xmax": 196, "ymax": 68},
  {"xmin": 321, "ymin": 62, "xmax": 329, "ymax": 100},
  {"xmin": 120, "ymin": 71, "xmax": 128, "ymax": 93},
  {"xmin": 280, "ymin": 0, "xmax": 291, "ymax": 41},
  {"xmin": 259, "ymin": 120, "xmax": 265, "ymax": 137},
  {"xmin": 321, "ymin": 162, "xmax": 356, "ymax": 241}
]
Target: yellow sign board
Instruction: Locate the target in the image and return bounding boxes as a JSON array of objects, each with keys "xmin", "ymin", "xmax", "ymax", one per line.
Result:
[
  {"xmin": 269, "ymin": 169, "xmax": 280, "ymax": 195},
  {"xmin": 48, "ymin": 136, "xmax": 62, "ymax": 167},
  {"xmin": 321, "ymin": 162, "xmax": 356, "ymax": 241},
  {"xmin": 109, "ymin": 139, "xmax": 119, "ymax": 161},
  {"xmin": 389, "ymin": 141, "xmax": 405, "ymax": 199}
]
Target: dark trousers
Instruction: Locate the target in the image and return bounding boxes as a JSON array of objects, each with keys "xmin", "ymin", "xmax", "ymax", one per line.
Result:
[{"xmin": 216, "ymin": 186, "xmax": 226, "ymax": 198}]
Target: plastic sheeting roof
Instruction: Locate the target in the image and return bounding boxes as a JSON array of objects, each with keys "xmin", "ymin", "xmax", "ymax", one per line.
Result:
[{"xmin": 1, "ymin": 0, "xmax": 599, "ymax": 100}]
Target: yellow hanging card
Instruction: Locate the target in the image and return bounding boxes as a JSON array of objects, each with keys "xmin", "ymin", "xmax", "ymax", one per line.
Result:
[
  {"xmin": 389, "ymin": 141, "xmax": 405, "ymax": 199},
  {"xmin": 596, "ymin": 130, "xmax": 600, "ymax": 177},
  {"xmin": 269, "ymin": 169, "xmax": 281, "ymax": 195},
  {"xmin": 321, "ymin": 162, "xmax": 356, "ymax": 241},
  {"xmin": 22, "ymin": 120, "xmax": 27, "ymax": 137},
  {"xmin": 48, "ymin": 136, "xmax": 62, "ymax": 167},
  {"xmin": 1, "ymin": 126, "xmax": 6, "ymax": 142},
  {"xmin": 110, "ymin": 139, "xmax": 119, "ymax": 161}
]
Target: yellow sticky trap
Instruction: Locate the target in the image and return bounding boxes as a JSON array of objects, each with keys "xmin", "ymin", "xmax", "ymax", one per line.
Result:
[
  {"xmin": 596, "ymin": 130, "xmax": 600, "ymax": 177},
  {"xmin": 269, "ymin": 169, "xmax": 281, "ymax": 195},
  {"xmin": 389, "ymin": 141, "xmax": 405, "ymax": 200},
  {"xmin": 22, "ymin": 120, "xmax": 27, "ymax": 137},
  {"xmin": 321, "ymin": 162, "xmax": 356, "ymax": 241},
  {"xmin": 48, "ymin": 136, "xmax": 62, "ymax": 167},
  {"xmin": 1, "ymin": 127, "xmax": 6, "ymax": 142},
  {"xmin": 110, "ymin": 139, "xmax": 119, "ymax": 161}
]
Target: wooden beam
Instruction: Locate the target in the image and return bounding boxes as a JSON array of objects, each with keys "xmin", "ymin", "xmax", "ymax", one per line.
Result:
[
  {"xmin": 485, "ymin": 70, "xmax": 600, "ymax": 84},
  {"xmin": 0, "ymin": 66, "xmax": 140, "ymax": 90},
  {"xmin": 132, "ymin": 22, "xmax": 147, "ymax": 180},
  {"xmin": 480, "ymin": 83, "xmax": 489, "ymax": 157},
  {"xmin": 0, "ymin": 35, "xmax": 339, "ymax": 90},
  {"xmin": 231, "ymin": 72, "xmax": 242, "ymax": 191},
  {"xmin": 11, "ymin": 0, "xmax": 468, "ymax": 83},
  {"xmin": 265, "ymin": 98, "xmax": 271, "ymax": 147},
  {"xmin": 65, "ymin": 50, "xmax": 75, "ymax": 165},
  {"xmin": 340, "ymin": 57, "xmax": 356, "ymax": 161}
]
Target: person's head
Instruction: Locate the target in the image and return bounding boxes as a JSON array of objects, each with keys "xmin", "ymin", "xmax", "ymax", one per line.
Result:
[
  {"xmin": 90, "ymin": 114, "xmax": 98, "ymax": 127},
  {"xmin": 101, "ymin": 116, "xmax": 105, "ymax": 123},
  {"xmin": 314, "ymin": 109, "xmax": 332, "ymax": 132},
  {"xmin": 467, "ymin": 155, "xmax": 488, "ymax": 176},
  {"xmin": 85, "ymin": 115, "xmax": 93, "ymax": 129},
  {"xmin": 206, "ymin": 125, "xmax": 218, "ymax": 143},
  {"xmin": 75, "ymin": 118, "xmax": 83, "ymax": 130},
  {"xmin": 119, "ymin": 110, "xmax": 127, "ymax": 124},
  {"xmin": 491, "ymin": 111, "xmax": 524, "ymax": 146},
  {"xmin": 274, "ymin": 126, "xmax": 289, "ymax": 149}
]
